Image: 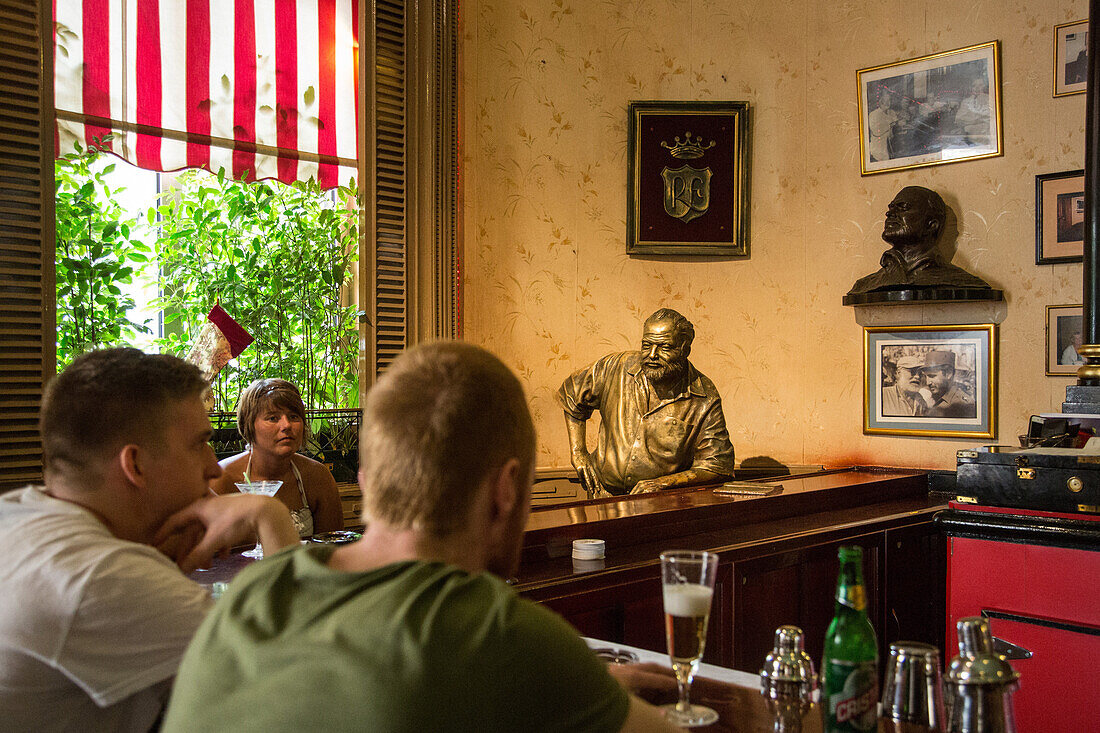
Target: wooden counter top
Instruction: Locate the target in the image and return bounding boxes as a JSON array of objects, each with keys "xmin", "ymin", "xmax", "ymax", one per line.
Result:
[
  {"xmin": 515, "ymin": 493, "xmax": 944, "ymax": 591},
  {"xmin": 519, "ymin": 467, "xmax": 933, "ymax": 567}
]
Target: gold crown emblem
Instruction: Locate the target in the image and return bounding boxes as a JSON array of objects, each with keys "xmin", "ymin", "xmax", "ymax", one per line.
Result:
[{"xmin": 660, "ymin": 131, "xmax": 716, "ymax": 160}]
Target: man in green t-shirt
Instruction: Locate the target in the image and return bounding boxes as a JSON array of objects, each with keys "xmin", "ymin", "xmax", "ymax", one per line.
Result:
[{"xmin": 164, "ymin": 342, "xmax": 682, "ymax": 732}]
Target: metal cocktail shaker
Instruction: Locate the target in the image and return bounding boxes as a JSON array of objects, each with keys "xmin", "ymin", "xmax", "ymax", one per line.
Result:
[
  {"xmin": 760, "ymin": 625, "xmax": 817, "ymax": 733},
  {"xmin": 881, "ymin": 641, "xmax": 946, "ymax": 732},
  {"xmin": 944, "ymin": 617, "xmax": 1019, "ymax": 733}
]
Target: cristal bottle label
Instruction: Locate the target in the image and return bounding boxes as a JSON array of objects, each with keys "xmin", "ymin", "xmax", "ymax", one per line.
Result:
[{"xmin": 825, "ymin": 659, "xmax": 877, "ymax": 732}]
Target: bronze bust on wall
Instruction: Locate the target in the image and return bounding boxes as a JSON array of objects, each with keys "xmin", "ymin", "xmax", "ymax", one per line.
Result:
[{"xmin": 843, "ymin": 186, "xmax": 1002, "ymax": 305}]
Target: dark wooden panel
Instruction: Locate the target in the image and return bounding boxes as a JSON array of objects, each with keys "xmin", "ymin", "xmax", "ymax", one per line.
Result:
[
  {"xmin": 884, "ymin": 521, "xmax": 947, "ymax": 656},
  {"xmin": 732, "ymin": 533, "xmax": 883, "ymax": 672}
]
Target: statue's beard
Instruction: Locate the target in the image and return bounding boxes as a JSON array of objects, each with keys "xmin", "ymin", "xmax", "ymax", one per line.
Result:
[{"xmin": 643, "ymin": 358, "xmax": 688, "ymax": 385}]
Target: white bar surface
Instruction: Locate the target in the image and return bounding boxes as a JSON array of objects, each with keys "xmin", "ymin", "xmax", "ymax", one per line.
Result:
[{"xmin": 583, "ymin": 637, "xmax": 760, "ymax": 689}]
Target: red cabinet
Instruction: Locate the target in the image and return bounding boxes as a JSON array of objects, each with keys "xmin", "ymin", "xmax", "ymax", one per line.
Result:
[{"xmin": 940, "ymin": 504, "xmax": 1100, "ymax": 731}]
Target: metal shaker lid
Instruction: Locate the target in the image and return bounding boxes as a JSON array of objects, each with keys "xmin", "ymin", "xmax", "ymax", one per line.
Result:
[
  {"xmin": 760, "ymin": 625, "xmax": 816, "ymax": 684},
  {"xmin": 946, "ymin": 616, "xmax": 1019, "ymax": 686}
]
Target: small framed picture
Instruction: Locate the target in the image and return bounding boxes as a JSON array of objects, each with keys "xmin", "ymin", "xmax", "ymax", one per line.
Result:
[
  {"xmin": 1035, "ymin": 169, "xmax": 1085, "ymax": 264},
  {"xmin": 1047, "ymin": 304, "xmax": 1085, "ymax": 376},
  {"xmin": 627, "ymin": 100, "xmax": 750, "ymax": 256},
  {"xmin": 864, "ymin": 325, "xmax": 996, "ymax": 438},
  {"xmin": 1054, "ymin": 19, "xmax": 1088, "ymax": 97},
  {"xmin": 857, "ymin": 41, "xmax": 1003, "ymax": 176}
]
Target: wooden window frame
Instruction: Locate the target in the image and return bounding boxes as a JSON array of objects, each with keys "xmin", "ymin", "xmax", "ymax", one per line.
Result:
[{"xmin": 359, "ymin": 0, "xmax": 461, "ymax": 399}]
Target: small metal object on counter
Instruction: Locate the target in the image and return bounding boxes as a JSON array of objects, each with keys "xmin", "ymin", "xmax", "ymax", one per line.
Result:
[
  {"xmin": 945, "ymin": 617, "xmax": 1019, "ymax": 733},
  {"xmin": 759, "ymin": 625, "xmax": 817, "ymax": 733},
  {"xmin": 881, "ymin": 641, "xmax": 946, "ymax": 732},
  {"xmin": 591, "ymin": 647, "xmax": 639, "ymax": 665}
]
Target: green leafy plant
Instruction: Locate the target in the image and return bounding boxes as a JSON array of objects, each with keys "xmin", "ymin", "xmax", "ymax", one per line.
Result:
[
  {"xmin": 54, "ymin": 141, "xmax": 153, "ymax": 369},
  {"xmin": 152, "ymin": 169, "xmax": 360, "ymax": 411}
]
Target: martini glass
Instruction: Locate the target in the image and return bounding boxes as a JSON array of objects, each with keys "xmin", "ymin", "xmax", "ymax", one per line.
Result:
[{"xmin": 234, "ymin": 480, "xmax": 283, "ymax": 559}]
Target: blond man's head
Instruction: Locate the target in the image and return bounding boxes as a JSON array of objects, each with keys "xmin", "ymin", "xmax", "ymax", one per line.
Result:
[{"xmin": 360, "ymin": 341, "xmax": 536, "ymax": 537}]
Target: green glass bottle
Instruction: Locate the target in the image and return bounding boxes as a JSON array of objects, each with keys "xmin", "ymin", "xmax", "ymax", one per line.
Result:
[{"xmin": 823, "ymin": 545, "xmax": 879, "ymax": 732}]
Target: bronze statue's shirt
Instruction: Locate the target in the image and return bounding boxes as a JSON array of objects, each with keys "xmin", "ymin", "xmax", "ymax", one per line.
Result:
[{"xmin": 557, "ymin": 352, "xmax": 735, "ymax": 495}]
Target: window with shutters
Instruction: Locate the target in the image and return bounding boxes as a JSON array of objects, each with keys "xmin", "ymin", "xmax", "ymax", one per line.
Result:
[
  {"xmin": 0, "ymin": 1, "xmax": 54, "ymax": 492},
  {"xmin": 0, "ymin": 0, "xmax": 459, "ymax": 487},
  {"xmin": 360, "ymin": 0, "xmax": 460, "ymax": 396}
]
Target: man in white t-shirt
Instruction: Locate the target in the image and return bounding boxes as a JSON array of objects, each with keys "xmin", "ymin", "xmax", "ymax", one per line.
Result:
[{"xmin": 0, "ymin": 348, "xmax": 299, "ymax": 732}]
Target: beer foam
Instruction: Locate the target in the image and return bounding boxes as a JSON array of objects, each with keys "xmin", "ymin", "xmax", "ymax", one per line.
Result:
[{"xmin": 663, "ymin": 584, "xmax": 713, "ymax": 616}]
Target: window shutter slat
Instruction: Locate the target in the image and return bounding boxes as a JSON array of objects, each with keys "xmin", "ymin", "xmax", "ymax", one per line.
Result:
[
  {"xmin": 0, "ymin": 0, "xmax": 53, "ymax": 492},
  {"xmin": 368, "ymin": 0, "xmax": 409, "ymax": 377}
]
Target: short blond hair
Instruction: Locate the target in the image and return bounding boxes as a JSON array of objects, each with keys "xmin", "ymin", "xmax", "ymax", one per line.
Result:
[{"xmin": 360, "ymin": 341, "xmax": 536, "ymax": 536}]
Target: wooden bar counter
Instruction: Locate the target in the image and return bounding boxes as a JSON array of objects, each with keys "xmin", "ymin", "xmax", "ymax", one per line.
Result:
[{"xmin": 513, "ymin": 467, "xmax": 948, "ymax": 674}]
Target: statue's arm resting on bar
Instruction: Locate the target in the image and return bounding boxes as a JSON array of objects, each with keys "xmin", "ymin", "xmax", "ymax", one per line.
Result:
[{"xmin": 565, "ymin": 413, "xmax": 604, "ymax": 497}]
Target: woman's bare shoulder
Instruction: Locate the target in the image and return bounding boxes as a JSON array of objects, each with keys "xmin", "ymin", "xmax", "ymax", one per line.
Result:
[
  {"xmin": 294, "ymin": 453, "xmax": 337, "ymax": 483},
  {"xmin": 219, "ymin": 451, "xmax": 250, "ymax": 472},
  {"xmin": 211, "ymin": 452, "xmax": 250, "ymax": 492}
]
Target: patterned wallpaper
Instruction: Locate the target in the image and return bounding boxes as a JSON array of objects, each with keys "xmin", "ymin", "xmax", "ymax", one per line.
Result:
[{"xmin": 460, "ymin": 0, "xmax": 1087, "ymax": 471}]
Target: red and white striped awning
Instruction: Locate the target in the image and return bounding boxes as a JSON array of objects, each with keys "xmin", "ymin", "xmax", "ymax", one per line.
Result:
[{"xmin": 54, "ymin": 0, "xmax": 359, "ymax": 188}]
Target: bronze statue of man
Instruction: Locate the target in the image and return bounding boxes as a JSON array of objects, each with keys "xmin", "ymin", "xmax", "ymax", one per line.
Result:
[
  {"xmin": 557, "ymin": 309, "xmax": 735, "ymax": 497},
  {"xmin": 846, "ymin": 186, "xmax": 993, "ymax": 296}
]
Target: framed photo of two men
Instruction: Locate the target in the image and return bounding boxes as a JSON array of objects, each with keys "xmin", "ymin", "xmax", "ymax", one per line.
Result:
[
  {"xmin": 857, "ymin": 41, "xmax": 1003, "ymax": 176},
  {"xmin": 864, "ymin": 324, "xmax": 996, "ymax": 438}
]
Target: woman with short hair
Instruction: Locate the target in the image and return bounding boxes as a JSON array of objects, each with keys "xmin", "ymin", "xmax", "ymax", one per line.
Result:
[{"xmin": 212, "ymin": 378, "xmax": 344, "ymax": 537}]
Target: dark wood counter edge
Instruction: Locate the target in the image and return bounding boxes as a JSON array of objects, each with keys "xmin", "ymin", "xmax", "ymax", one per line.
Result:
[
  {"xmin": 516, "ymin": 495, "xmax": 946, "ymax": 596},
  {"xmin": 935, "ymin": 508, "xmax": 1100, "ymax": 552},
  {"xmin": 520, "ymin": 467, "xmax": 928, "ymax": 564}
]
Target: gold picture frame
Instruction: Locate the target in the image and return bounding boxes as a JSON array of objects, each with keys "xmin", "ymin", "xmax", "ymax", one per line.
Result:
[
  {"xmin": 863, "ymin": 324, "xmax": 996, "ymax": 438},
  {"xmin": 626, "ymin": 100, "xmax": 751, "ymax": 256},
  {"xmin": 1054, "ymin": 19, "xmax": 1088, "ymax": 97},
  {"xmin": 1047, "ymin": 304, "xmax": 1084, "ymax": 376},
  {"xmin": 857, "ymin": 41, "xmax": 1003, "ymax": 176}
]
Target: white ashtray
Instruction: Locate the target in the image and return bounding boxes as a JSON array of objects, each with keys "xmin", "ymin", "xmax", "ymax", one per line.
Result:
[{"xmin": 572, "ymin": 538, "xmax": 605, "ymax": 560}]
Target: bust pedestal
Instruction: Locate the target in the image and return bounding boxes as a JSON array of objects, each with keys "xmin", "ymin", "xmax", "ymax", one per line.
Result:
[{"xmin": 842, "ymin": 286, "xmax": 1004, "ymax": 306}]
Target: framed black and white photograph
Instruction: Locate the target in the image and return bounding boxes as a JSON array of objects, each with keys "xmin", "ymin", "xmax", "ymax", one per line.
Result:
[
  {"xmin": 857, "ymin": 41, "xmax": 1003, "ymax": 175},
  {"xmin": 1047, "ymin": 304, "xmax": 1085, "ymax": 376},
  {"xmin": 864, "ymin": 325, "xmax": 996, "ymax": 438},
  {"xmin": 1036, "ymin": 169, "xmax": 1085, "ymax": 264},
  {"xmin": 1054, "ymin": 19, "xmax": 1088, "ymax": 97}
]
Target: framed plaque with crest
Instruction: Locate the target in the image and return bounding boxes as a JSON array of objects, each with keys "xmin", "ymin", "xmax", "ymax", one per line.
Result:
[{"xmin": 627, "ymin": 100, "xmax": 750, "ymax": 256}]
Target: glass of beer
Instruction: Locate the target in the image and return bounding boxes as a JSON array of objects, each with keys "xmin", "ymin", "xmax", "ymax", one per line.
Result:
[{"xmin": 660, "ymin": 550, "xmax": 719, "ymax": 727}]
